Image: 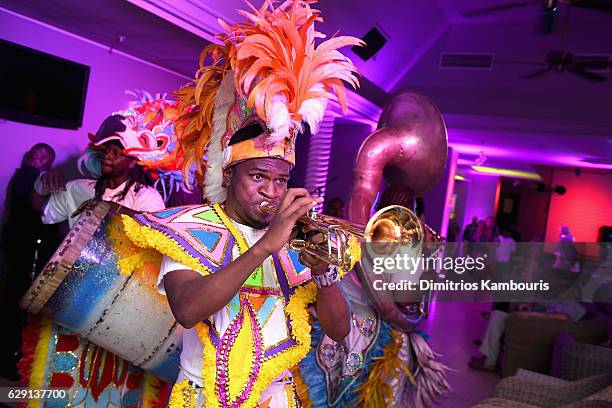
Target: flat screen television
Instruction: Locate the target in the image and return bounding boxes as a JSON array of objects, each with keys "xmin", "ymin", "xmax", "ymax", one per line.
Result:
[{"xmin": 0, "ymin": 39, "xmax": 90, "ymax": 129}]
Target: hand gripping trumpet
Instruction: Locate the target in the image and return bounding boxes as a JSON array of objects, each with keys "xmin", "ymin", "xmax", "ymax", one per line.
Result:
[{"xmin": 259, "ymin": 201, "xmax": 423, "ymax": 271}]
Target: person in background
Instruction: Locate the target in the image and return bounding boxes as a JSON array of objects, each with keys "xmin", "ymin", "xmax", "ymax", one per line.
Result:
[
  {"xmin": 2, "ymin": 143, "xmax": 58, "ymax": 262},
  {"xmin": 469, "ymin": 300, "xmax": 586, "ymax": 372},
  {"xmin": 463, "ymin": 216, "xmax": 478, "ymax": 241},
  {"xmin": 478, "ymin": 217, "xmax": 499, "ymax": 270},
  {"xmin": 31, "ymin": 115, "xmax": 165, "ymax": 230},
  {"xmin": 0, "ymin": 143, "xmax": 60, "ymax": 380},
  {"xmin": 447, "ymin": 211, "xmax": 460, "ymax": 242},
  {"xmin": 557, "ymin": 225, "xmax": 578, "ymax": 271},
  {"xmin": 473, "ymin": 217, "xmax": 501, "ymax": 321},
  {"xmin": 414, "ymin": 196, "xmax": 439, "ymax": 244},
  {"xmin": 324, "ymin": 197, "xmax": 345, "ymax": 218},
  {"xmin": 560, "ymin": 225, "xmax": 575, "ymax": 243},
  {"xmin": 490, "ymin": 228, "xmax": 516, "ymax": 314},
  {"xmin": 494, "ymin": 228, "xmax": 516, "ymax": 282},
  {"xmin": 509, "ymin": 223, "xmax": 521, "ymax": 243},
  {"xmin": 462, "ymin": 216, "xmax": 478, "ymax": 256},
  {"xmin": 471, "ymin": 220, "xmax": 487, "ymax": 261},
  {"xmin": 483, "ymin": 216, "xmax": 500, "ymax": 242}
]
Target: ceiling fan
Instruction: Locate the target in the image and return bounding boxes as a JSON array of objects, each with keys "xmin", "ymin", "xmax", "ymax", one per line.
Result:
[
  {"xmin": 492, "ymin": 3, "xmax": 611, "ymax": 81},
  {"xmin": 518, "ymin": 50, "xmax": 609, "ymax": 81},
  {"xmin": 461, "ymin": 0, "xmax": 612, "ymax": 33}
]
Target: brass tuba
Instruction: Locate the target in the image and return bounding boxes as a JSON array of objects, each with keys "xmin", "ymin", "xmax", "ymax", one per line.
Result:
[
  {"xmin": 348, "ymin": 92, "xmax": 448, "ymax": 330},
  {"xmin": 349, "ymin": 93, "xmax": 448, "ymax": 223}
]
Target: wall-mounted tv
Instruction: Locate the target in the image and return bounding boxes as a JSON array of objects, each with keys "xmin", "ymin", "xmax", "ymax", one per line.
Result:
[{"xmin": 0, "ymin": 39, "xmax": 90, "ymax": 129}]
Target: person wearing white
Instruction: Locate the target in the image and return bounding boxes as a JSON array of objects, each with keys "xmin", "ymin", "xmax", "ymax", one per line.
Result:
[
  {"xmin": 474, "ymin": 302, "xmax": 586, "ymax": 369},
  {"xmin": 32, "ymin": 115, "xmax": 165, "ymax": 227},
  {"xmin": 39, "ymin": 178, "xmax": 164, "ymax": 228},
  {"xmin": 27, "ymin": 114, "xmax": 166, "ymax": 408},
  {"xmin": 492, "ymin": 230, "xmax": 517, "ymax": 285},
  {"xmin": 157, "ymin": 218, "xmax": 293, "ymax": 407},
  {"xmin": 495, "ymin": 233, "xmax": 516, "ymax": 263}
]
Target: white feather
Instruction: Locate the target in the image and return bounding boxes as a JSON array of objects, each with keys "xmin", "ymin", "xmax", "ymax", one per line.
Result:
[
  {"xmin": 297, "ymin": 83, "xmax": 328, "ymax": 135},
  {"xmin": 268, "ymin": 95, "xmax": 291, "ymax": 145},
  {"xmin": 204, "ymin": 72, "xmax": 236, "ymax": 204}
]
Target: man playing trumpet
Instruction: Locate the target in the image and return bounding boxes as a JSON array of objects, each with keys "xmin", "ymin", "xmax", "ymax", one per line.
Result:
[{"xmin": 122, "ymin": 1, "xmax": 362, "ymax": 406}]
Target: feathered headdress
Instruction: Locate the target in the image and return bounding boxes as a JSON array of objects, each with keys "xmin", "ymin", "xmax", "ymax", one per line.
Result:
[
  {"xmin": 78, "ymin": 90, "xmax": 190, "ymax": 201},
  {"xmin": 175, "ymin": 0, "xmax": 363, "ymax": 203}
]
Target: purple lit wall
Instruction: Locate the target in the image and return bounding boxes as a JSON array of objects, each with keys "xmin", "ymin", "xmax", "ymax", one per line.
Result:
[
  {"xmin": 323, "ymin": 120, "xmax": 373, "ymax": 207},
  {"xmin": 422, "ymin": 147, "xmax": 457, "ymax": 236},
  {"xmin": 0, "ymin": 9, "xmax": 185, "ymax": 222},
  {"xmin": 458, "ymin": 173, "xmax": 500, "ymax": 231}
]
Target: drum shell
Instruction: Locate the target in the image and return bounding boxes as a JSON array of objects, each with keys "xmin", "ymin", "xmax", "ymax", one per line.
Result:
[{"xmin": 20, "ymin": 202, "xmax": 181, "ymax": 383}]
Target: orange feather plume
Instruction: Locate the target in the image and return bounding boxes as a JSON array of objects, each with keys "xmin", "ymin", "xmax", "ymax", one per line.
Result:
[
  {"xmin": 175, "ymin": 0, "xmax": 362, "ymax": 188},
  {"xmin": 225, "ymin": 0, "xmax": 363, "ymax": 137}
]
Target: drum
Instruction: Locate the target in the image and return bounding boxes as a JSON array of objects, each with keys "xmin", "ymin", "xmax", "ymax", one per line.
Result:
[{"xmin": 20, "ymin": 201, "xmax": 182, "ymax": 383}]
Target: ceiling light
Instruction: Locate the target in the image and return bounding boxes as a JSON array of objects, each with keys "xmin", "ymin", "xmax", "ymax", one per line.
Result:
[{"xmin": 471, "ymin": 166, "xmax": 542, "ymax": 180}]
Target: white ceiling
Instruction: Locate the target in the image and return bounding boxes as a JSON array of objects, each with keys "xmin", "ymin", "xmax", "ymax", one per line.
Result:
[{"xmin": 1, "ymin": 0, "xmax": 611, "ymax": 171}]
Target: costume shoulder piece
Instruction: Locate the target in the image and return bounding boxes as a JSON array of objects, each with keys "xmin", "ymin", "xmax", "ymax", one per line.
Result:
[
  {"xmin": 124, "ymin": 203, "xmax": 318, "ymax": 289},
  {"xmin": 122, "ymin": 203, "xmax": 236, "ymax": 275}
]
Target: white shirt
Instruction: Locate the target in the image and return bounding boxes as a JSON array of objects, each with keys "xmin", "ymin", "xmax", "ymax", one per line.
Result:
[
  {"xmin": 495, "ymin": 235, "xmax": 516, "ymax": 263},
  {"xmin": 546, "ymin": 302, "xmax": 586, "ymax": 322},
  {"xmin": 42, "ymin": 179, "xmax": 165, "ymax": 227},
  {"xmin": 158, "ymin": 218, "xmax": 290, "ymax": 387}
]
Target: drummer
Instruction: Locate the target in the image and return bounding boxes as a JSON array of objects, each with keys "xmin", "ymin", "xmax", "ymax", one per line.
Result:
[
  {"xmin": 32, "ymin": 114, "xmax": 165, "ymax": 229},
  {"xmin": 22, "ymin": 95, "xmax": 182, "ymax": 407}
]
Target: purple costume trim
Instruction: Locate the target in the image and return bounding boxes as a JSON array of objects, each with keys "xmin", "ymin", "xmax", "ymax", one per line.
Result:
[
  {"xmin": 134, "ymin": 210, "xmax": 235, "ymax": 272},
  {"xmin": 215, "ymin": 301, "xmax": 264, "ymax": 407},
  {"xmin": 240, "ymin": 287, "xmax": 282, "ymax": 297},
  {"xmin": 272, "ymin": 253, "xmax": 294, "ymax": 302}
]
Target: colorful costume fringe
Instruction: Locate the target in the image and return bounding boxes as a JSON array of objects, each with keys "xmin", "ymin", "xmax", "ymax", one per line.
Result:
[
  {"xmin": 19, "ymin": 315, "xmax": 171, "ymax": 408},
  {"xmin": 295, "ymin": 273, "xmax": 451, "ymax": 407}
]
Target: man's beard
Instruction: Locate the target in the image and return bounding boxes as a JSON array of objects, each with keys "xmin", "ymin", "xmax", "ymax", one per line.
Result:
[{"xmin": 247, "ymin": 214, "xmax": 269, "ymax": 230}]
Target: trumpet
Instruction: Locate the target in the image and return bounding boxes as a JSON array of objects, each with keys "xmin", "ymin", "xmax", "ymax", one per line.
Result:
[{"xmin": 259, "ymin": 201, "xmax": 423, "ymax": 271}]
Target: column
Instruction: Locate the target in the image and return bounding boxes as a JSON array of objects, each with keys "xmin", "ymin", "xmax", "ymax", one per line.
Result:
[{"xmin": 303, "ymin": 113, "xmax": 335, "ymax": 211}]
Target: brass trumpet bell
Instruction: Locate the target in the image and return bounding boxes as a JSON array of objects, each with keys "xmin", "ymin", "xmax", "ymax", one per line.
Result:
[{"xmin": 366, "ymin": 205, "xmax": 424, "ymax": 256}]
